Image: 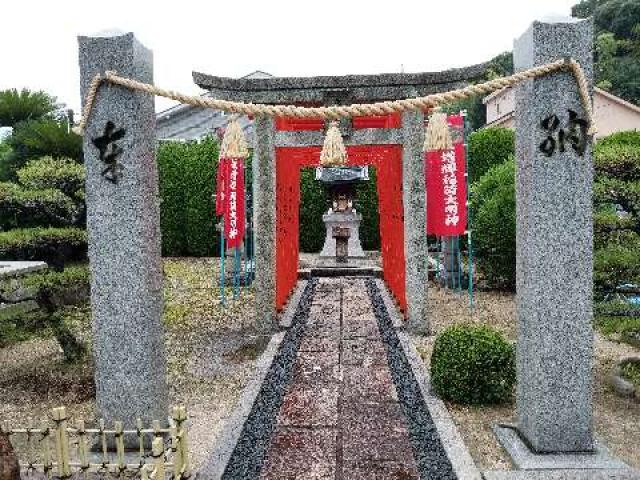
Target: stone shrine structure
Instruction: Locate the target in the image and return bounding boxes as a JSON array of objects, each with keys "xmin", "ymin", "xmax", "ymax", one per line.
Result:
[
  {"xmin": 317, "ymin": 166, "xmax": 367, "ymax": 259},
  {"xmin": 76, "ymin": 16, "xmax": 624, "ymax": 471}
]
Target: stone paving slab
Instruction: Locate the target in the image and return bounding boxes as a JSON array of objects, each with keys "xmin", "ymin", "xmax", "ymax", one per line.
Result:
[
  {"xmin": 277, "ymin": 383, "xmax": 339, "ymax": 427},
  {"xmin": 343, "ymin": 461, "xmax": 421, "ymax": 480},
  {"xmin": 259, "ymin": 427, "xmax": 337, "ymax": 479},
  {"xmin": 342, "ymin": 364, "xmax": 398, "ymax": 402},
  {"xmin": 342, "ymin": 338, "xmax": 388, "ymax": 366},
  {"xmin": 292, "ymin": 350, "xmax": 341, "ymax": 385},
  {"xmin": 341, "ymin": 400, "xmax": 414, "ymax": 464}
]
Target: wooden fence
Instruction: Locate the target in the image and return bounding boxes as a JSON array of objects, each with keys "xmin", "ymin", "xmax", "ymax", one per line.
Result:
[{"xmin": 2, "ymin": 406, "xmax": 190, "ymax": 479}]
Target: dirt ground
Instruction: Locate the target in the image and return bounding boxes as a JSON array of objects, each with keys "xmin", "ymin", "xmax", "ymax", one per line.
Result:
[
  {"xmin": 0, "ymin": 258, "xmax": 265, "ymax": 470},
  {"xmin": 413, "ymin": 284, "xmax": 640, "ymax": 471}
]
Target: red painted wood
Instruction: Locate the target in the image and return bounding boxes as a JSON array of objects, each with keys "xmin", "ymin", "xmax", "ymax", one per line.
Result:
[
  {"xmin": 275, "ymin": 117, "xmax": 324, "ymax": 131},
  {"xmin": 274, "ymin": 145, "xmax": 407, "ymax": 312},
  {"xmin": 352, "ymin": 113, "xmax": 401, "ymax": 129}
]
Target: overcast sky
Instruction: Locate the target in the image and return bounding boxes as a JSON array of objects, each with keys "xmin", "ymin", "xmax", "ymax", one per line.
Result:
[{"xmin": 0, "ymin": 0, "xmax": 577, "ymax": 116}]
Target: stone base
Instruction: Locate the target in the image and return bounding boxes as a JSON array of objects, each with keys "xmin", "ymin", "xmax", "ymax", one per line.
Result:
[
  {"xmin": 493, "ymin": 425, "xmax": 630, "ymax": 471},
  {"xmin": 319, "ymin": 212, "xmax": 366, "ymax": 258}
]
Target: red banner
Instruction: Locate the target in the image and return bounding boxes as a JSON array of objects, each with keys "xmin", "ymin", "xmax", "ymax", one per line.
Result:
[
  {"xmin": 216, "ymin": 157, "xmax": 229, "ymax": 216},
  {"xmin": 425, "ymin": 114, "xmax": 467, "ymax": 236},
  {"xmin": 216, "ymin": 157, "xmax": 245, "ymax": 248}
]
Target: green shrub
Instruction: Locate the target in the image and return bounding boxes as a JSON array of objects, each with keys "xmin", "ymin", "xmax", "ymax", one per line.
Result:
[
  {"xmin": 356, "ymin": 167, "xmax": 380, "ymax": 251},
  {"xmin": 597, "ymin": 130, "xmax": 640, "ymax": 149},
  {"xmin": 594, "ymin": 142, "xmax": 640, "ymax": 181},
  {"xmin": 593, "ymin": 208, "xmax": 639, "ymax": 250},
  {"xmin": 0, "ymin": 227, "xmax": 87, "ymax": 269},
  {"xmin": 4, "ymin": 119, "xmax": 82, "ymax": 178},
  {"xmin": 17, "ymin": 156, "xmax": 85, "ymax": 198},
  {"xmin": 431, "ymin": 324, "xmax": 515, "ymax": 405},
  {"xmin": 0, "ymin": 265, "xmax": 90, "ymax": 359},
  {"xmin": 472, "ymin": 158, "xmax": 516, "ymax": 289},
  {"xmin": 0, "ymin": 182, "xmax": 78, "ymax": 229},
  {"xmin": 467, "ymin": 127, "xmax": 515, "ymax": 183},
  {"xmin": 594, "ymin": 242, "xmax": 640, "ymax": 294},
  {"xmin": 299, "ymin": 168, "xmax": 327, "ymax": 252},
  {"xmin": 157, "ymin": 137, "xmax": 219, "ymax": 257}
]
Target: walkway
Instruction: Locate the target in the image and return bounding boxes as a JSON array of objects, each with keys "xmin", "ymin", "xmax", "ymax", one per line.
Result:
[{"xmin": 260, "ymin": 277, "xmax": 420, "ymax": 479}]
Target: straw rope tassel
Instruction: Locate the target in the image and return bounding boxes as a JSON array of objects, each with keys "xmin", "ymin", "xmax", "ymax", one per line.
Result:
[
  {"xmin": 219, "ymin": 118, "xmax": 250, "ymax": 159},
  {"xmin": 424, "ymin": 110, "xmax": 453, "ymax": 152},
  {"xmin": 320, "ymin": 122, "xmax": 348, "ymax": 167}
]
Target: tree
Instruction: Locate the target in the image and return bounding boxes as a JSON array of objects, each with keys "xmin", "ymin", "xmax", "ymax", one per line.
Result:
[
  {"xmin": 3, "ymin": 119, "xmax": 82, "ymax": 179},
  {"xmin": 571, "ymin": 0, "xmax": 640, "ymax": 106},
  {"xmin": 0, "ymin": 88, "xmax": 57, "ymax": 127}
]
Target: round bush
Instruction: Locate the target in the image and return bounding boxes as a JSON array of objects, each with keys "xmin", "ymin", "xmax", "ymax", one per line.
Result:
[
  {"xmin": 17, "ymin": 156, "xmax": 86, "ymax": 198},
  {"xmin": 467, "ymin": 127, "xmax": 515, "ymax": 183},
  {"xmin": 471, "ymin": 158, "xmax": 516, "ymax": 289},
  {"xmin": 431, "ymin": 324, "xmax": 515, "ymax": 405}
]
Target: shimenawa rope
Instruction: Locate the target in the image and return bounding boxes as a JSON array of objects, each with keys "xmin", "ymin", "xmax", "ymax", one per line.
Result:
[{"xmin": 75, "ymin": 57, "xmax": 595, "ymax": 137}]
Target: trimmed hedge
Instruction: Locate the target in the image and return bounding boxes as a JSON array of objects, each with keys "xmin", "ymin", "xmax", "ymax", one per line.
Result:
[
  {"xmin": 471, "ymin": 158, "xmax": 516, "ymax": 289},
  {"xmin": 594, "ymin": 242, "xmax": 640, "ymax": 294},
  {"xmin": 157, "ymin": 138, "xmax": 220, "ymax": 257},
  {"xmin": 0, "ymin": 227, "xmax": 87, "ymax": 269},
  {"xmin": 299, "ymin": 168, "xmax": 327, "ymax": 252},
  {"xmin": 0, "ymin": 182, "xmax": 78, "ymax": 230},
  {"xmin": 158, "ymin": 138, "xmax": 382, "ymax": 256},
  {"xmin": 17, "ymin": 156, "xmax": 85, "ymax": 198},
  {"xmin": 467, "ymin": 127, "xmax": 515, "ymax": 184},
  {"xmin": 431, "ymin": 324, "xmax": 515, "ymax": 405},
  {"xmin": 298, "ymin": 166, "xmax": 381, "ymax": 252}
]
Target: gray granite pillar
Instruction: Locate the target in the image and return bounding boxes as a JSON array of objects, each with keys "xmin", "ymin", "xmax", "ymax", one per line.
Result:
[
  {"xmin": 513, "ymin": 18, "xmax": 594, "ymax": 453},
  {"xmin": 401, "ymin": 111, "xmax": 429, "ymax": 334},
  {"xmin": 78, "ymin": 32, "xmax": 168, "ymax": 432},
  {"xmin": 252, "ymin": 115, "xmax": 277, "ymax": 332}
]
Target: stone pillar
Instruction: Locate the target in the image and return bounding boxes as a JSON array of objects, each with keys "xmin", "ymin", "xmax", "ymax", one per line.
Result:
[
  {"xmin": 78, "ymin": 32, "xmax": 168, "ymax": 431},
  {"xmin": 252, "ymin": 115, "xmax": 277, "ymax": 332},
  {"xmin": 514, "ymin": 18, "xmax": 594, "ymax": 453},
  {"xmin": 401, "ymin": 111, "xmax": 429, "ymax": 334}
]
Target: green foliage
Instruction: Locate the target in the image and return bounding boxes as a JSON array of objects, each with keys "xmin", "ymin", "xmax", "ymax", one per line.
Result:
[
  {"xmin": 594, "ymin": 0, "xmax": 640, "ymax": 39},
  {"xmin": 356, "ymin": 167, "xmax": 380, "ymax": 251},
  {"xmin": 467, "ymin": 128, "xmax": 515, "ymax": 183},
  {"xmin": 0, "ymin": 227, "xmax": 87, "ymax": 269},
  {"xmin": 4, "ymin": 119, "xmax": 82, "ymax": 179},
  {"xmin": 430, "ymin": 324, "xmax": 515, "ymax": 405},
  {"xmin": 592, "ymin": 131, "xmax": 640, "ymax": 294},
  {"xmin": 299, "ymin": 168, "xmax": 327, "ymax": 252},
  {"xmin": 0, "ymin": 88, "xmax": 57, "ymax": 127},
  {"xmin": 298, "ymin": 167, "xmax": 381, "ymax": 252},
  {"xmin": 573, "ymin": 0, "xmax": 640, "ymax": 105},
  {"xmin": 594, "ymin": 208, "xmax": 639, "ymax": 249},
  {"xmin": 0, "ymin": 265, "xmax": 90, "ymax": 359},
  {"xmin": 471, "ymin": 158, "xmax": 516, "ymax": 289},
  {"xmin": 20, "ymin": 264, "xmax": 90, "ymax": 294},
  {"xmin": 0, "ymin": 182, "xmax": 78, "ymax": 230},
  {"xmin": 594, "ymin": 242, "xmax": 640, "ymax": 293},
  {"xmin": 157, "ymin": 138, "xmax": 219, "ymax": 256},
  {"xmin": 596, "ymin": 313, "xmax": 640, "ymax": 346},
  {"xmin": 17, "ymin": 157, "xmax": 85, "ymax": 199},
  {"xmin": 621, "ymin": 360, "xmax": 640, "ymax": 388}
]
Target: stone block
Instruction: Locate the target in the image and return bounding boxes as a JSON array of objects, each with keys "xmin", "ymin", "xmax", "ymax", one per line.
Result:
[
  {"xmin": 513, "ymin": 17, "xmax": 594, "ymax": 453},
  {"xmin": 401, "ymin": 111, "xmax": 429, "ymax": 334},
  {"xmin": 78, "ymin": 31, "xmax": 168, "ymax": 434}
]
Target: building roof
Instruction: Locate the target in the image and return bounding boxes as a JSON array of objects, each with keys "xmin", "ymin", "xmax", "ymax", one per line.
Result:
[{"xmin": 155, "ymin": 71, "xmax": 273, "ymax": 141}]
